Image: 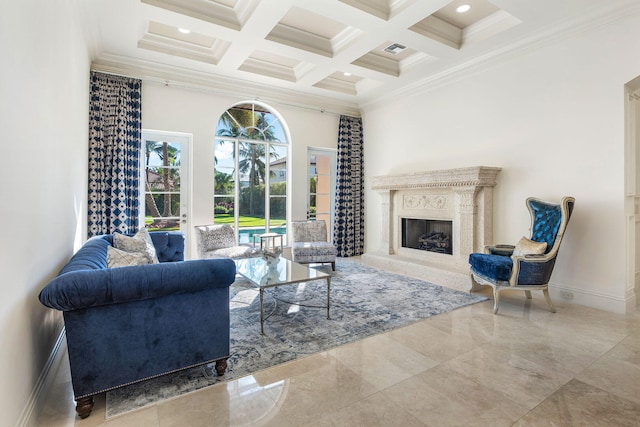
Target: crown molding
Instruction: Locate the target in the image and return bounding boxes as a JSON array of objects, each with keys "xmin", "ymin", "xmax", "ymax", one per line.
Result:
[
  {"xmin": 361, "ymin": 1, "xmax": 640, "ymax": 111},
  {"xmin": 91, "ymin": 54, "xmax": 361, "ymax": 117}
]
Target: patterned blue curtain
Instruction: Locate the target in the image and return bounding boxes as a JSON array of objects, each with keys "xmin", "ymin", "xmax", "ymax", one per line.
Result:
[
  {"xmin": 333, "ymin": 115, "xmax": 364, "ymax": 257},
  {"xmin": 87, "ymin": 72, "xmax": 142, "ymax": 237}
]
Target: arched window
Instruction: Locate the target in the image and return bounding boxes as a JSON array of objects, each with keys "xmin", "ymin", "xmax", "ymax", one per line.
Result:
[{"xmin": 214, "ymin": 102, "xmax": 289, "ymax": 244}]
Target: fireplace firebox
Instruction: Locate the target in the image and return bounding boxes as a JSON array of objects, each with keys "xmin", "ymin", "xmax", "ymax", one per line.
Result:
[{"xmin": 402, "ymin": 218, "xmax": 453, "ymax": 255}]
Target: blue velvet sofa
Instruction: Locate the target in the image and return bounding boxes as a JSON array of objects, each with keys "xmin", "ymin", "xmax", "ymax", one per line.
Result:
[{"xmin": 38, "ymin": 231, "xmax": 236, "ymax": 418}]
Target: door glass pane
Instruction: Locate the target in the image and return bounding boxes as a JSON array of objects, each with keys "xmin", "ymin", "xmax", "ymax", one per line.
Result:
[
  {"xmin": 214, "ymin": 139, "xmax": 236, "ymax": 227},
  {"xmin": 214, "ymin": 140, "xmax": 235, "ymax": 195},
  {"xmin": 144, "ymin": 140, "xmax": 181, "ymax": 231},
  {"xmin": 214, "ymin": 103, "xmax": 289, "ymax": 246},
  {"xmin": 213, "ymin": 196, "xmax": 234, "ymax": 222},
  {"xmin": 238, "ymin": 142, "xmax": 266, "ymax": 235},
  {"xmin": 308, "ymin": 149, "xmax": 336, "ymax": 240},
  {"xmin": 270, "ymin": 177, "xmax": 287, "ymax": 244}
]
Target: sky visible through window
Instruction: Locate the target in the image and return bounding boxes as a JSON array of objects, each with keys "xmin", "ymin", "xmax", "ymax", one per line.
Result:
[{"xmin": 214, "ymin": 108, "xmax": 287, "ymax": 173}]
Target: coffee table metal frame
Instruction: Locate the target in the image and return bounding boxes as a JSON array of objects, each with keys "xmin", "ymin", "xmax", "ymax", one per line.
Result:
[{"xmin": 235, "ymin": 257, "xmax": 331, "ymax": 335}]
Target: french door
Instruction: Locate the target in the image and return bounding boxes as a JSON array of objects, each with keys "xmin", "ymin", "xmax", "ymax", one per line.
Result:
[
  {"xmin": 141, "ymin": 130, "xmax": 191, "ymax": 255},
  {"xmin": 307, "ymin": 148, "xmax": 337, "ymax": 241}
]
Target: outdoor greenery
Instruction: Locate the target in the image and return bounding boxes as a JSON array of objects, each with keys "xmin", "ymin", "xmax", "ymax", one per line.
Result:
[
  {"xmin": 145, "ymin": 104, "xmax": 288, "ymax": 233},
  {"xmin": 214, "ymin": 214, "xmax": 286, "ymax": 227},
  {"xmin": 145, "ymin": 140, "xmax": 181, "ymax": 230},
  {"xmin": 214, "ymin": 104, "xmax": 287, "ymax": 226}
]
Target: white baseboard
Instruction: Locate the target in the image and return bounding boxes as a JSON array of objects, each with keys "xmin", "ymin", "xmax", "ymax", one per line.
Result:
[
  {"xmin": 547, "ymin": 283, "xmax": 634, "ymax": 314},
  {"xmin": 362, "ymin": 251, "xmax": 636, "ymax": 315},
  {"xmin": 16, "ymin": 329, "xmax": 66, "ymax": 427}
]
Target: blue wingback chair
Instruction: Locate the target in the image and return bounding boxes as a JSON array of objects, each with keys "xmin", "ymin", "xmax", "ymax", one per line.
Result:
[{"xmin": 468, "ymin": 196, "xmax": 575, "ymax": 314}]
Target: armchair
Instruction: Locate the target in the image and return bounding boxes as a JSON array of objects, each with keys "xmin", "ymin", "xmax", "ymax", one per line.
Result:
[
  {"xmin": 469, "ymin": 196, "xmax": 575, "ymax": 314},
  {"xmin": 194, "ymin": 224, "xmax": 261, "ymax": 259},
  {"xmin": 291, "ymin": 220, "xmax": 338, "ymax": 271}
]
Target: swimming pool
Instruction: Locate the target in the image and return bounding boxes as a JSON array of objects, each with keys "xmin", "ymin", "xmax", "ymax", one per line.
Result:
[{"xmin": 238, "ymin": 226, "xmax": 287, "ymax": 245}]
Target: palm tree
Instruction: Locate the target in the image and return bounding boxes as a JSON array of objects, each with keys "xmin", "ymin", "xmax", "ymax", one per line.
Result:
[
  {"xmin": 214, "ymin": 170, "xmax": 233, "ymax": 194},
  {"xmin": 145, "ymin": 140, "xmax": 179, "ymax": 218},
  {"xmin": 216, "ymin": 107, "xmax": 280, "ymax": 216},
  {"xmin": 144, "ymin": 141, "xmax": 162, "ymax": 218}
]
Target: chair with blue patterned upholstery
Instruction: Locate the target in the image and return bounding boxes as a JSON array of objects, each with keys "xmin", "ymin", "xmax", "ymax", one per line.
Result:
[{"xmin": 468, "ymin": 196, "xmax": 575, "ymax": 314}]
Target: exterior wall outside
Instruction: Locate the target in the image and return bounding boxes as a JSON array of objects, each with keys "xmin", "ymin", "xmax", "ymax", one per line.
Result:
[
  {"xmin": 142, "ymin": 83, "xmax": 340, "ymax": 257},
  {"xmin": 1, "ymin": 1, "xmax": 92, "ymax": 426},
  {"xmin": 362, "ymin": 12, "xmax": 640, "ymax": 313}
]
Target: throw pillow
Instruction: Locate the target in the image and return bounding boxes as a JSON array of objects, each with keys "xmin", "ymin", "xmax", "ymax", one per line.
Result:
[
  {"xmin": 512, "ymin": 236, "xmax": 547, "ymax": 257},
  {"xmin": 136, "ymin": 228, "xmax": 160, "ymax": 264},
  {"xmin": 196, "ymin": 224, "xmax": 236, "ymax": 251},
  {"xmin": 107, "ymin": 246, "xmax": 150, "ymax": 268},
  {"xmin": 113, "ymin": 228, "xmax": 159, "ymax": 264}
]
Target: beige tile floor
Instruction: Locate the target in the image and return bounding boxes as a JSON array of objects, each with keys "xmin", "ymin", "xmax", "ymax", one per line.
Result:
[{"xmin": 35, "ymin": 287, "xmax": 640, "ymax": 426}]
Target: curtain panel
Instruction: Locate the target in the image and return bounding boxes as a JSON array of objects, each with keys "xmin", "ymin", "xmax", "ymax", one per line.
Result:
[
  {"xmin": 333, "ymin": 115, "xmax": 364, "ymax": 257},
  {"xmin": 87, "ymin": 72, "xmax": 142, "ymax": 237}
]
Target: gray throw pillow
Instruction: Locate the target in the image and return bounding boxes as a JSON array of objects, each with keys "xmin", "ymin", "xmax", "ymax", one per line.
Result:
[
  {"xmin": 113, "ymin": 228, "xmax": 159, "ymax": 264},
  {"xmin": 107, "ymin": 246, "xmax": 150, "ymax": 268}
]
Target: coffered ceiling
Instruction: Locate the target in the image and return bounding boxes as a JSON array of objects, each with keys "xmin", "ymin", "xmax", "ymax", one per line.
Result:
[{"xmin": 86, "ymin": 0, "xmax": 638, "ymax": 112}]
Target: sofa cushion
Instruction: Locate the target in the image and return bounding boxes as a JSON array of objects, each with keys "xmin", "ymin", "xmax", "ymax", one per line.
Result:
[
  {"xmin": 292, "ymin": 241, "xmax": 338, "ymax": 263},
  {"xmin": 469, "ymin": 253, "xmax": 513, "ymax": 282},
  {"xmin": 205, "ymin": 246, "xmax": 259, "ymax": 259},
  {"xmin": 113, "ymin": 228, "xmax": 159, "ymax": 264},
  {"xmin": 107, "ymin": 246, "xmax": 150, "ymax": 268},
  {"xmin": 149, "ymin": 232, "xmax": 184, "ymax": 262}
]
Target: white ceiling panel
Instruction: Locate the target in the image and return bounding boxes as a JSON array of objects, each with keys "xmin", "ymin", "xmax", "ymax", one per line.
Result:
[{"xmin": 86, "ymin": 0, "xmax": 640, "ymax": 110}]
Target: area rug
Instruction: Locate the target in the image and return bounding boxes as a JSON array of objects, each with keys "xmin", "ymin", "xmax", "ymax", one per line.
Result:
[{"xmin": 105, "ymin": 259, "xmax": 487, "ymax": 418}]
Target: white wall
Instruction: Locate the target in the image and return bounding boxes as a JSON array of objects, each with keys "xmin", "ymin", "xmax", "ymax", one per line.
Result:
[
  {"xmin": 0, "ymin": 1, "xmax": 91, "ymax": 426},
  {"xmin": 362, "ymin": 13, "xmax": 640, "ymax": 313},
  {"xmin": 142, "ymin": 84, "xmax": 340, "ymax": 257}
]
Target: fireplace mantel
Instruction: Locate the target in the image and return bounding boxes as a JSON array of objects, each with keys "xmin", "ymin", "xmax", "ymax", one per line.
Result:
[
  {"xmin": 370, "ymin": 166, "xmax": 501, "ymax": 191},
  {"xmin": 363, "ymin": 166, "xmax": 501, "ymax": 291}
]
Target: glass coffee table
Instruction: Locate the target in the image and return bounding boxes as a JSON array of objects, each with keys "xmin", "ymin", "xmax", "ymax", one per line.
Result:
[{"xmin": 235, "ymin": 256, "xmax": 331, "ymax": 334}]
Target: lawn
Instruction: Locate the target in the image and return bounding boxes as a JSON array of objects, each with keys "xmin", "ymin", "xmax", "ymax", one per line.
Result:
[
  {"xmin": 214, "ymin": 214, "xmax": 286, "ymax": 228},
  {"xmin": 145, "ymin": 215, "xmax": 286, "ymax": 229}
]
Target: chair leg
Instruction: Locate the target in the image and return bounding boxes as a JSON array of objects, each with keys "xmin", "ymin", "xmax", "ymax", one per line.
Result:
[
  {"xmin": 492, "ymin": 287, "xmax": 500, "ymax": 314},
  {"xmin": 470, "ymin": 274, "xmax": 484, "ymax": 292},
  {"xmin": 525, "ymin": 290, "xmax": 532, "ymax": 299},
  {"xmin": 331, "ymin": 261, "xmax": 335, "ymax": 271},
  {"xmin": 543, "ymin": 289, "xmax": 556, "ymax": 313}
]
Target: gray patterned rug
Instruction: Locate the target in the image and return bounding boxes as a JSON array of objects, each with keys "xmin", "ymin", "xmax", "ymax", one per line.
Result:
[{"xmin": 105, "ymin": 259, "xmax": 487, "ymax": 418}]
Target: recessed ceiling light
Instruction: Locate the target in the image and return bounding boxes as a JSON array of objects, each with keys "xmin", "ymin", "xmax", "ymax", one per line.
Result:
[
  {"xmin": 456, "ymin": 4, "xmax": 471, "ymax": 13},
  {"xmin": 343, "ymin": 72, "xmax": 352, "ymax": 76},
  {"xmin": 178, "ymin": 28, "xmax": 191, "ymax": 34}
]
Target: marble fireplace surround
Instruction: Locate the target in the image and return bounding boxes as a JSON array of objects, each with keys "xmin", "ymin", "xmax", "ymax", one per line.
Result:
[{"xmin": 362, "ymin": 166, "xmax": 501, "ymax": 291}]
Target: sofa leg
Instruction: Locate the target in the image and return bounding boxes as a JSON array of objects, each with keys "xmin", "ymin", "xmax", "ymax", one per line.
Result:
[
  {"xmin": 331, "ymin": 261, "xmax": 335, "ymax": 271},
  {"xmin": 215, "ymin": 358, "xmax": 228, "ymax": 376},
  {"xmin": 75, "ymin": 396, "xmax": 94, "ymax": 419}
]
